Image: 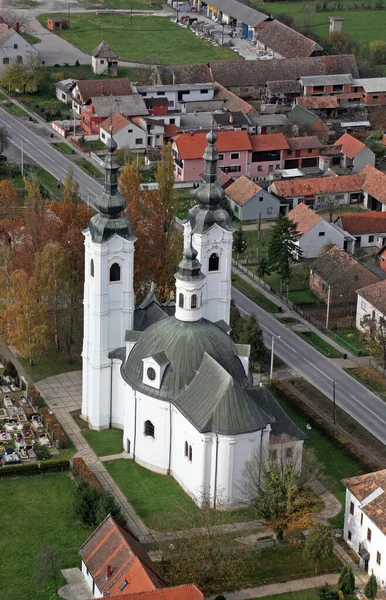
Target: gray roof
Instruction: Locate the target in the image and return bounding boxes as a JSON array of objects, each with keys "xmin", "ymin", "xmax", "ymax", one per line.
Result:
[
  {"xmin": 214, "ymin": 112, "xmax": 250, "ymax": 128},
  {"xmin": 125, "ymin": 330, "xmax": 143, "ymax": 342},
  {"xmin": 137, "ymin": 83, "xmax": 214, "ymax": 93},
  {"xmin": 148, "ymin": 351, "xmax": 170, "ymax": 367},
  {"xmin": 179, "ymin": 113, "xmax": 213, "ymax": 131},
  {"xmin": 90, "ymin": 94, "xmax": 148, "ymax": 118},
  {"xmin": 208, "ymin": 0, "xmax": 268, "ymax": 26},
  {"xmin": 266, "ymin": 80, "xmax": 302, "ymax": 94},
  {"xmin": 55, "ymin": 78, "xmax": 77, "ymax": 93},
  {"xmin": 121, "ymin": 316, "xmax": 250, "ymax": 402},
  {"xmin": 300, "ymin": 74, "xmax": 354, "ymax": 86},
  {"xmin": 249, "ymin": 114, "xmax": 289, "ymax": 126},
  {"xmin": 92, "ymin": 40, "xmax": 118, "ymax": 59},
  {"xmin": 353, "ymin": 77, "xmax": 386, "ymax": 93},
  {"xmin": 247, "ymin": 387, "xmax": 307, "ymax": 442},
  {"xmin": 176, "ymin": 354, "xmax": 272, "ymax": 434},
  {"xmin": 133, "ymin": 301, "xmax": 170, "ymax": 332}
]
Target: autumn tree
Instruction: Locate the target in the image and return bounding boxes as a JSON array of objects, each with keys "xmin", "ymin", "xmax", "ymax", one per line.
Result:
[
  {"xmin": 0, "ymin": 179, "xmax": 19, "ymax": 232},
  {"xmin": 303, "ymin": 522, "xmax": 333, "ymax": 574},
  {"xmin": 324, "ymin": 194, "xmax": 342, "ymax": 223},
  {"xmin": 369, "ymin": 40, "xmax": 386, "ymax": 65},
  {"xmin": 361, "ymin": 315, "xmax": 386, "ymax": 367},
  {"xmin": 321, "ymin": 32, "xmax": 357, "ymax": 55},
  {"xmin": 268, "ymin": 215, "xmax": 301, "ymax": 293},
  {"xmin": 24, "ymin": 172, "xmax": 44, "ymax": 215},
  {"xmin": 0, "ymin": 55, "xmax": 43, "ymax": 94},
  {"xmin": 63, "ymin": 167, "xmax": 80, "ymax": 206},
  {"xmin": 1, "ymin": 9, "xmax": 31, "ymax": 33},
  {"xmin": 155, "ymin": 142, "xmax": 177, "ymax": 238}
]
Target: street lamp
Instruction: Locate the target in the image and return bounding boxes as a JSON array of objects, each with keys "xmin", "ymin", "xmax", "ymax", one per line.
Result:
[{"xmin": 270, "ymin": 335, "xmax": 281, "ymax": 381}]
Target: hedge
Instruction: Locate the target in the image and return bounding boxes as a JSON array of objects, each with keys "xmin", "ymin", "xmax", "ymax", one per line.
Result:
[
  {"xmin": 39, "ymin": 407, "xmax": 69, "ymax": 448},
  {"xmin": 72, "ymin": 456, "xmax": 103, "ymax": 492},
  {"xmin": 0, "ymin": 459, "xmax": 70, "ymax": 477},
  {"xmin": 271, "ymin": 379, "xmax": 380, "ymax": 473}
]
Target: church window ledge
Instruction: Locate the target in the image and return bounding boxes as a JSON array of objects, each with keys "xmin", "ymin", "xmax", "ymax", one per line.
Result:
[
  {"xmin": 179, "ymin": 293, "xmax": 184, "ymax": 308},
  {"xmin": 144, "ymin": 420, "xmax": 155, "ymax": 438}
]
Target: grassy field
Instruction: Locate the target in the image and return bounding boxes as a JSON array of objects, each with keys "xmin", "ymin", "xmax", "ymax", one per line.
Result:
[
  {"xmin": 20, "ymin": 350, "xmax": 82, "ymax": 382},
  {"xmin": 46, "ymin": 64, "xmax": 153, "ymax": 85},
  {"xmin": 251, "ymin": 1, "xmax": 386, "ymax": 45},
  {"xmin": 232, "ymin": 273, "xmax": 281, "ymax": 313},
  {"xmin": 345, "ymin": 365, "xmax": 386, "ymax": 402},
  {"xmin": 288, "ymin": 289, "xmax": 321, "ymax": 305},
  {"xmin": 82, "ymin": 428, "xmax": 123, "ymax": 456},
  {"xmin": 176, "ymin": 188, "xmax": 196, "ymax": 220},
  {"xmin": 252, "ymin": 591, "xmax": 319, "ymax": 600},
  {"xmin": 21, "ymin": 33, "xmax": 41, "ymax": 44},
  {"xmin": 38, "ymin": 14, "xmax": 239, "ymax": 65},
  {"xmin": 0, "ymin": 99, "xmax": 30, "ymax": 118},
  {"xmin": 77, "ymin": 158, "xmax": 103, "ymax": 178},
  {"xmin": 0, "ymin": 474, "xmax": 92, "ymax": 600},
  {"xmin": 53, "ymin": 142, "xmax": 74, "ymax": 155},
  {"xmin": 330, "ymin": 327, "xmax": 370, "ymax": 355},
  {"xmin": 79, "ymin": 0, "xmax": 160, "ymax": 8},
  {"xmin": 297, "ymin": 331, "xmax": 344, "ymax": 358},
  {"xmin": 105, "ymin": 458, "xmax": 255, "ymax": 530}
]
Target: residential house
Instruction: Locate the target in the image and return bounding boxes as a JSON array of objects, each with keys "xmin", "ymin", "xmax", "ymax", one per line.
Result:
[
  {"xmin": 91, "ymin": 40, "xmax": 118, "ymax": 77},
  {"xmin": 361, "ymin": 165, "xmax": 386, "ymax": 212},
  {"xmin": 172, "ymin": 130, "xmax": 252, "ymax": 182},
  {"xmin": 143, "ymin": 97, "xmax": 169, "ymax": 117},
  {"xmin": 213, "ymin": 82, "xmax": 257, "ymax": 116},
  {"xmin": 264, "ymin": 80, "xmax": 302, "ymax": 106},
  {"xmin": 283, "ymin": 136, "xmax": 322, "ymax": 170},
  {"xmin": 356, "ymin": 280, "xmax": 386, "ymax": 332},
  {"xmin": 55, "ymin": 78, "xmax": 77, "ymax": 103},
  {"xmin": 0, "ymin": 24, "xmax": 38, "ymax": 72},
  {"xmin": 191, "ymin": 0, "xmax": 268, "ymax": 39},
  {"xmin": 335, "ymin": 212, "xmax": 386, "ymax": 250},
  {"xmin": 287, "ymin": 105, "xmax": 329, "ymax": 142},
  {"xmin": 217, "ymin": 168, "xmax": 233, "ymax": 190},
  {"xmin": 214, "ymin": 111, "xmax": 251, "ymax": 131},
  {"xmin": 300, "ymin": 74, "xmax": 354, "ymax": 96},
  {"xmin": 254, "ymin": 20, "xmax": 322, "ymax": 59},
  {"xmin": 248, "ymin": 114, "xmax": 290, "ymax": 135},
  {"xmin": 152, "ymin": 55, "xmax": 359, "ymax": 100},
  {"xmin": 248, "ymin": 133, "xmax": 289, "ymax": 179},
  {"xmin": 296, "ymin": 96, "xmax": 340, "ymax": 119},
  {"xmin": 355, "ymin": 78, "xmax": 386, "ymax": 106},
  {"xmin": 116, "ymin": 586, "xmax": 204, "ymax": 600},
  {"xmin": 336, "ymin": 133, "xmax": 375, "ymax": 172},
  {"xmin": 318, "ymin": 144, "xmax": 342, "ymax": 172},
  {"xmin": 378, "ymin": 246, "xmax": 386, "ymax": 272},
  {"xmin": 299, "ymin": 74, "xmax": 386, "ymax": 107},
  {"xmin": 343, "ymin": 470, "xmax": 386, "ymax": 584},
  {"xmin": 288, "ymin": 205, "xmax": 355, "ymax": 258},
  {"xmin": 137, "ymin": 83, "xmax": 215, "ymax": 114},
  {"xmin": 310, "ymin": 245, "xmax": 379, "ymax": 302},
  {"xmin": 80, "ymin": 515, "xmax": 165, "ymax": 598},
  {"xmin": 270, "ymin": 174, "xmax": 364, "ymax": 210},
  {"xmin": 225, "ymin": 175, "xmax": 282, "ymax": 221},
  {"xmin": 100, "ymin": 113, "xmax": 164, "ymax": 149}
]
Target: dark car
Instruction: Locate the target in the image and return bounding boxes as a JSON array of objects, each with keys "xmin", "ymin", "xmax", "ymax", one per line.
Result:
[{"xmin": 0, "ymin": 154, "xmax": 7, "ymax": 162}]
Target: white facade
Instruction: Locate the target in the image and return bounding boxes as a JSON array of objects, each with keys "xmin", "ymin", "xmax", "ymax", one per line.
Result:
[
  {"xmin": 82, "ymin": 232, "xmax": 135, "ymax": 430},
  {"xmin": 355, "ymin": 293, "xmax": 384, "ymax": 332},
  {"xmin": 298, "ymin": 220, "xmax": 354, "ymax": 259},
  {"xmin": 0, "ymin": 29, "xmax": 38, "ymax": 72},
  {"xmin": 100, "ymin": 118, "xmax": 164, "ymax": 150},
  {"xmin": 342, "ymin": 147, "xmax": 375, "ymax": 173},
  {"xmin": 81, "ymin": 561, "xmax": 102, "ymax": 598},
  {"xmin": 344, "ymin": 488, "xmax": 386, "ymax": 586},
  {"xmin": 137, "ymin": 83, "xmax": 215, "ymax": 113}
]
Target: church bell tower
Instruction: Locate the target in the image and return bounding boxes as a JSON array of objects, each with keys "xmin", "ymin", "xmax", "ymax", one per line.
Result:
[{"xmin": 82, "ymin": 137, "xmax": 136, "ymax": 430}]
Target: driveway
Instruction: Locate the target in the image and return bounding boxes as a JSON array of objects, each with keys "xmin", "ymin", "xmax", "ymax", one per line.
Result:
[{"xmin": 31, "ymin": 18, "xmax": 90, "ymax": 66}]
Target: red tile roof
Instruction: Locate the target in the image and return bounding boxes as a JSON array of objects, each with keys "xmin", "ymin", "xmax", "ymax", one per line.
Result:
[
  {"xmin": 287, "ymin": 202, "xmax": 322, "ymax": 235},
  {"xmin": 80, "ymin": 515, "xmax": 164, "ymax": 595},
  {"xmin": 287, "ymin": 136, "xmax": 322, "ymax": 150},
  {"xmin": 100, "ymin": 112, "xmax": 130, "ymax": 134},
  {"xmin": 172, "ymin": 130, "xmax": 252, "ymax": 159},
  {"xmin": 249, "ymin": 133, "xmax": 289, "ymax": 152},
  {"xmin": 343, "ymin": 470, "xmax": 386, "ymax": 534},
  {"xmin": 336, "ymin": 133, "xmax": 366, "ymax": 159},
  {"xmin": 339, "ymin": 212, "xmax": 386, "ymax": 235},
  {"xmin": 226, "ymin": 176, "xmax": 262, "ymax": 206},
  {"xmin": 297, "ymin": 96, "xmax": 339, "ymax": 110},
  {"xmin": 112, "ymin": 585, "xmax": 204, "ymax": 600},
  {"xmin": 164, "ymin": 123, "xmax": 180, "ymax": 137},
  {"xmin": 272, "ymin": 174, "xmax": 364, "ymax": 198},
  {"xmin": 361, "ymin": 165, "xmax": 386, "ymax": 204}
]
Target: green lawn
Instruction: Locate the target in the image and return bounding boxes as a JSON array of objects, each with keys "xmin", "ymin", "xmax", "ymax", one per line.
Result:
[
  {"xmin": 252, "ymin": 591, "xmax": 319, "ymax": 600},
  {"xmin": 288, "ymin": 289, "xmax": 321, "ymax": 306},
  {"xmin": 251, "ymin": 1, "xmax": 386, "ymax": 45},
  {"xmin": 330, "ymin": 328, "xmax": 370, "ymax": 356},
  {"xmin": 297, "ymin": 331, "xmax": 344, "ymax": 358},
  {"xmin": 38, "ymin": 14, "xmax": 239, "ymax": 65},
  {"xmin": 80, "ymin": 138, "xmax": 106, "ymax": 152},
  {"xmin": 270, "ymin": 388, "xmax": 364, "ymax": 528},
  {"xmin": 77, "ymin": 158, "xmax": 103, "ymax": 178},
  {"xmin": 176, "ymin": 188, "xmax": 196, "ymax": 220},
  {"xmin": 21, "ymin": 33, "xmax": 41, "ymax": 44},
  {"xmin": 53, "ymin": 142, "xmax": 74, "ymax": 155},
  {"xmin": 0, "ymin": 100, "xmax": 29, "ymax": 118},
  {"xmin": 82, "ymin": 428, "xmax": 123, "ymax": 456},
  {"xmin": 20, "ymin": 350, "xmax": 82, "ymax": 382},
  {"xmin": 105, "ymin": 458, "xmax": 255, "ymax": 530},
  {"xmin": 46, "ymin": 64, "xmax": 153, "ymax": 85},
  {"xmin": 78, "ymin": 0, "xmax": 160, "ymax": 8},
  {"xmin": 0, "ymin": 474, "xmax": 92, "ymax": 600},
  {"xmin": 232, "ymin": 273, "xmax": 281, "ymax": 313}
]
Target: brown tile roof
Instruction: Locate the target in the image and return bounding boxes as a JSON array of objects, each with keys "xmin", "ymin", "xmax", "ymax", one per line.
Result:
[
  {"xmin": 226, "ymin": 176, "xmax": 262, "ymax": 206},
  {"xmin": 77, "ymin": 78, "xmax": 132, "ymax": 103},
  {"xmin": 336, "ymin": 133, "xmax": 366, "ymax": 159},
  {"xmin": 287, "ymin": 202, "xmax": 322, "ymax": 235},
  {"xmin": 320, "ymin": 144, "xmax": 342, "ymax": 156},
  {"xmin": 0, "ymin": 24, "xmax": 16, "ymax": 45},
  {"xmin": 153, "ymin": 64, "xmax": 213, "ymax": 85},
  {"xmin": 266, "ymin": 79, "xmax": 302, "ymax": 94},
  {"xmin": 113, "ymin": 584, "xmax": 204, "ymax": 600},
  {"xmin": 100, "ymin": 112, "xmax": 130, "ymax": 134},
  {"xmin": 356, "ymin": 280, "xmax": 386, "ymax": 315},
  {"xmin": 361, "ymin": 165, "xmax": 386, "ymax": 204},
  {"xmin": 214, "ymin": 82, "xmax": 258, "ymax": 115},
  {"xmin": 297, "ymin": 96, "xmax": 339, "ymax": 110},
  {"xmin": 338, "ymin": 212, "xmax": 386, "ymax": 235},
  {"xmin": 287, "ymin": 136, "xmax": 322, "ymax": 151},
  {"xmin": 80, "ymin": 515, "xmax": 164, "ymax": 595},
  {"xmin": 217, "ymin": 168, "xmax": 233, "ymax": 189},
  {"xmin": 249, "ymin": 133, "xmax": 289, "ymax": 152},
  {"xmin": 343, "ymin": 470, "xmax": 386, "ymax": 534},
  {"xmin": 173, "ymin": 130, "xmax": 252, "ymax": 159},
  {"xmin": 92, "ymin": 40, "xmax": 118, "ymax": 59},
  {"xmin": 311, "ymin": 245, "xmax": 380, "ymax": 291},
  {"xmin": 164, "ymin": 123, "xmax": 180, "ymax": 138},
  {"xmin": 272, "ymin": 174, "xmax": 364, "ymax": 198},
  {"xmin": 255, "ymin": 19, "xmax": 322, "ymax": 58}
]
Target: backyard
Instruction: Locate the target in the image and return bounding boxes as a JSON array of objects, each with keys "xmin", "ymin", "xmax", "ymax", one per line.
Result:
[
  {"xmin": 0, "ymin": 473, "xmax": 92, "ymax": 600},
  {"xmin": 38, "ymin": 14, "xmax": 239, "ymax": 65},
  {"xmin": 46, "ymin": 64, "xmax": 153, "ymax": 85}
]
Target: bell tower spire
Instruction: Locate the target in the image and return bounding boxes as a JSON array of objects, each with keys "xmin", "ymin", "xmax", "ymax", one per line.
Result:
[{"xmin": 175, "ymin": 235, "xmax": 205, "ymax": 322}]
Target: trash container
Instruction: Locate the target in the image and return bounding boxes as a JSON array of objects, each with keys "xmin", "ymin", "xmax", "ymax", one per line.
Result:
[{"xmin": 343, "ymin": 353, "xmax": 347, "ymax": 359}]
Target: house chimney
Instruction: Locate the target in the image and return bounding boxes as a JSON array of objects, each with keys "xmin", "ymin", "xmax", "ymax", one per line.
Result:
[
  {"xmin": 15, "ymin": 22, "xmax": 19, "ymax": 33},
  {"xmin": 106, "ymin": 565, "xmax": 112, "ymax": 579},
  {"xmin": 229, "ymin": 112, "xmax": 233, "ymax": 124},
  {"xmin": 101, "ymin": 85, "xmax": 105, "ymax": 96},
  {"xmin": 172, "ymin": 71, "xmax": 175, "ymax": 85}
]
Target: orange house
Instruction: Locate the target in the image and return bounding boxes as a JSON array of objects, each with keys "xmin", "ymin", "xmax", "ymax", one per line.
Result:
[
  {"xmin": 283, "ymin": 136, "xmax": 322, "ymax": 169},
  {"xmin": 47, "ymin": 17, "xmax": 68, "ymax": 30}
]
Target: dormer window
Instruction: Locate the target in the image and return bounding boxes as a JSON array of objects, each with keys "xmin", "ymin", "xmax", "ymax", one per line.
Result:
[
  {"xmin": 142, "ymin": 354, "xmax": 170, "ymax": 390},
  {"xmin": 147, "ymin": 367, "xmax": 156, "ymax": 381}
]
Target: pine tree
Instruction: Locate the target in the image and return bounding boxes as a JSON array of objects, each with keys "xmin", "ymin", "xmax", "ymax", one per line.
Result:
[
  {"xmin": 338, "ymin": 564, "xmax": 356, "ymax": 595},
  {"xmin": 238, "ymin": 314, "xmax": 266, "ymax": 369},
  {"xmin": 267, "ymin": 214, "xmax": 302, "ymax": 293},
  {"xmin": 230, "ymin": 299, "xmax": 242, "ymax": 342},
  {"xmin": 233, "ymin": 225, "xmax": 247, "ymax": 259},
  {"xmin": 364, "ymin": 572, "xmax": 378, "ymax": 600},
  {"xmin": 303, "ymin": 522, "xmax": 333, "ymax": 574},
  {"xmin": 155, "ymin": 142, "xmax": 177, "ymax": 239}
]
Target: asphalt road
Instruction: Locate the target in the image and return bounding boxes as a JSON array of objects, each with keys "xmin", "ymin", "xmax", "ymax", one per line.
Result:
[
  {"xmin": 0, "ymin": 107, "xmax": 102, "ymax": 205},
  {"xmin": 233, "ymin": 287, "xmax": 386, "ymax": 446}
]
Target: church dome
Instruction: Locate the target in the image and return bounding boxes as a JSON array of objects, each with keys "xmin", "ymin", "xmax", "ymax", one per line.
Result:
[{"xmin": 121, "ymin": 317, "xmax": 249, "ymax": 401}]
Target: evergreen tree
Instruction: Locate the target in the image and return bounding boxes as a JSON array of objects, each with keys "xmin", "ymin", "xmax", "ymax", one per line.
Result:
[
  {"xmin": 303, "ymin": 522, "xmax": 333, "ymax": 574},
  {"xmin": 338, "ymin": 564, "xmax": 356, "ymax": 595},
  {"xmin": 73, "ymin": 480, "xmax": 100, "ymax": 527},
  {"xmin": 238, "ymin": 314, "xmax": 266, "ymax": 368},
  {"xmin": 256, "ymin": 256, "xmax": 270, "ymax": 279},
  {"xmin": 316, "ymin": 584, "xmax": 339, "ymax": 600},
  {"xmin": 96, "ymin": 491, "xmax": 126, "ymax": 527},
  {"xmin": 233, "ymin": 225, "xmax": 247, "ymax": 259},
  {"xmin": 267, "ymin": 215, "xmax": 302, "ymax": 293},
  {"xmin": 364, "ymin": 572, "xmax": 378, "ymax": 600},
  {"xmin": 230, "ymin": 299, "xmax": 242, "ymax": 342}
]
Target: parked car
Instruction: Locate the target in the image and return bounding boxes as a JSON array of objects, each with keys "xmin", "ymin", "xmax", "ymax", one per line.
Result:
[{"xmin": 0, "ymin": 155, "xmax": 7, "ymax": 162}]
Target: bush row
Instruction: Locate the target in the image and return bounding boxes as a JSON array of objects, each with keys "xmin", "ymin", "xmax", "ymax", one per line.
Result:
[
  {"xmin": 72, "ymin": 456, "xmax": 103, "ymax": 492},
  {"xmin": 39, "ymin": 406, "xmax": 69, "ymax": 449},
  {"xmin": 271, "ymin": 379, "xmax": 380, "ymax": 473},
  {"xmin": 0, "ymin": 459, "xmax": 70, "ymax": 477}
]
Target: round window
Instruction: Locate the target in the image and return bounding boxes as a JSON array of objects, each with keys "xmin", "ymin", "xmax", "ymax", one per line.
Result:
[{"xmin": 147, "ymin": 367, "xmax": 156, "ymax": 381}]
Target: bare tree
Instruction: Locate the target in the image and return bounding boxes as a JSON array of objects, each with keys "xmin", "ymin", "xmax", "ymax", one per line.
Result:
[
  {"xmin": 34, "ymin": 545, "xmax": 63, "ymax": 594},
  {"xmin": 361, "ymin": 314, "xmax": 386, "ymax": 367},
  {"xmin": 324, "ymin": 194, "xmax": 342, "ymax": 223},
  {"xmin": 1, "ymin": 10, "xmax": 31, "ymax": 33}
]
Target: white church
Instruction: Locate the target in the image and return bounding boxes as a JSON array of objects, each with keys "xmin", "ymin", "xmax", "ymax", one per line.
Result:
[{"xmin": 81, "ymin": 131, "xmax": 306, "ymax": 507}]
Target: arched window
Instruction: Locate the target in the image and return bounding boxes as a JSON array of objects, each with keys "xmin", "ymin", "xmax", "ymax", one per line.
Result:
[
  {"xmin": 189, "ymin": 445, "xmax": 193, "ymax": 462},
  {"xmin": 191, "ymin": 294, "xmax": 197, "ymax": 309},
  {"xmin": 90, "ymin": 259, "xmax": 94, "ymax": 277},
  {"xmin": 184, "ymin": 441, "xmax": 188, "ymax": 457},
  {"xmin": 144, "ymin": 420, "xmax": 155, "ymax": 438},
  {"xmin": 208, "ymin": 253, "xmax": 219, "ymax": 272},
  {"xmin": 110, "ymin": 262, "xmax": 121, "ymax": 282},
  {"xmin": 179, "ymin": 293, "xmax": 184, "ymax": 308}
]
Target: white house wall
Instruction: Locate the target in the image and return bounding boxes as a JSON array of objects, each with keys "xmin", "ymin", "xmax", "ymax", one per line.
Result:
[
  {"xmin": 0, "ymin": 31, "xmax": 38, "ymax": 72},
  {"xmin": 353, "ymin": 147, "xmax": 375, "ymax": 173},
  {"xmin": 300, "ymin": 220, "xmax": 346, "ymax": 258},
  {"xmin": 355, "ymin": 294, "xmax": 384, "ymax": 332}
]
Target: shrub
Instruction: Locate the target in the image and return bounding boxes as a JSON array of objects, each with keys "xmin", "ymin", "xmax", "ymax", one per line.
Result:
[
  {"xmin": 34, "ymin": 444, "xmax": 51, "ymax": 461},
  {"xmin": 317, "ymin": 584, "xmax": 339, "ymax": 600},
  {"xmin": 364, "ymin": 572, "xmax": 378, "ymax": 600},
  {"xmin": 73, "ymin": 480, "xmax": 101, "ymax": 526},
  {"xmin": 72, "ymin": 456, "xmax": 103, "ymax": 492},
  {"xmin": 339, "ymin": 564, "xmax": 356, "ymax": 594},
  {"xmin": 96, "ymin": 490, "xmax": 125, "ymax": 527},
  {"xmin": 39, "ymin": 459, "xmax": 70, "ymax": 472},
  {"xmin": 0, "ymin": 463, "xmax": 40, "ymax": 477},
  {"xmin": 3, "ymin": 360, "xmax": 18, "ymax": 380}
]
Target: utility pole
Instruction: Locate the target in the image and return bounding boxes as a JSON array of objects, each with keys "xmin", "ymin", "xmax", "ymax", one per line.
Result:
[
  {"xmin": 333, "ymin": 380, "xmax": 336, "ymax": 424},
  {"xmin": 68, "ymin": 1, "xmax": 70, "ymax": 28},
  {"xmin": 270, "ymin": 335, "xmax": 280, "ymax": 381},
  {"xmin": 325, "ymin": 284, "xmax": 331, "ymax": 329},
  {"xmin": 222, "ymin": 22, "xmax": 224, "ymax": 45},
  {"xmin": 21, "ymin": 137, "xmax": 24, "ymax": 176}
]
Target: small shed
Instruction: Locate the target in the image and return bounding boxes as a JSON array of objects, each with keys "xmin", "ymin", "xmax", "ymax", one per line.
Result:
[
  {"xmin": 47, "ymin": 17, "xmax": 69, "ymax": 30},
  {"xmin": 91, "ymin": 40, "xmax": 118, "ymax": 77}
]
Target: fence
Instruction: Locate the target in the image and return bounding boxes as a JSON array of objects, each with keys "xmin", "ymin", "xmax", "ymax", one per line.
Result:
[
  {"xmin": 369, "ymin": 359, "xmax": 386, "ymax": 377},
  {"xmin": 232, "ymin": 259, "xmax": 362, "ymax": 357}
]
